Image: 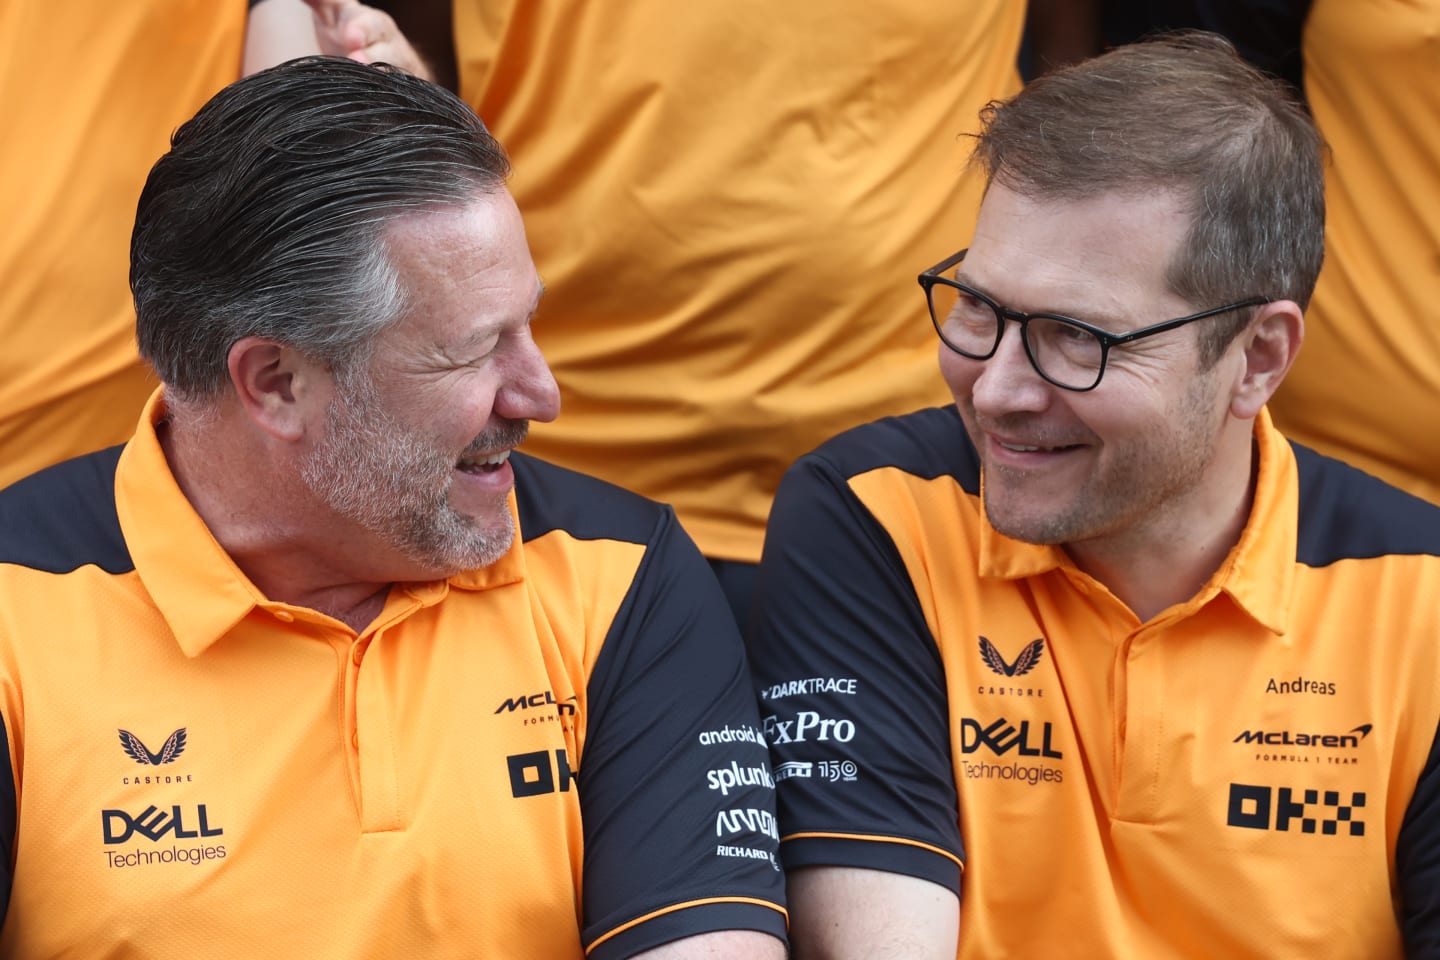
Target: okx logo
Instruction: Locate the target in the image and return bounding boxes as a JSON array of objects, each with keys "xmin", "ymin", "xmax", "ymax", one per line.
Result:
[
  {"xmin": 507, "ymin": 748, "xmax": 577, "ymax": 798},
  {"xmin": 1227, "ymin": 783, "xmax": 1366, "ymax": 836},
  {"xmin": 979, "ymin": 637, "xmax": 1045, "ymax": 678},
  {"xmin": 118, "ymin": 728, "xmax": 186, "ymax": 766}
]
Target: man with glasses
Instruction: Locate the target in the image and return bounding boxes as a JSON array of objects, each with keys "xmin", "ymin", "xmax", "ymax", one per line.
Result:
[{"xmin": 746, "ymin": 32, "xmax": 1440, "ymax": 958}]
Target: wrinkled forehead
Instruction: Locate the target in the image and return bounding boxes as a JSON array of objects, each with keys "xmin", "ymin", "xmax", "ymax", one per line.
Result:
[{"xmin": 963, "ymin": 184, "xmax": 1196, "ymax": 324}]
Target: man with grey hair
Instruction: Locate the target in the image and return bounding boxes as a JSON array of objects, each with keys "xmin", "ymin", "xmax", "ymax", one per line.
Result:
[
  {"xmin": 0, "ymin": 58, "xmax": 785, "ymax": 958},
  {"xmin": 747, "ymin": 32, "xmax": 1440, "ymax": 958}
]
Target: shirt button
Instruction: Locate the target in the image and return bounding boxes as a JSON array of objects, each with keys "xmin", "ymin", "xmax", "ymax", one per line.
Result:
[
  {"xmin": 272, "ymin": 610, "xmax": 295, "ymax": 623},
  {"xmin": 351, "ymin": 731, "xmax": 360, "ymax": 748},
  {"xmin": 352, "ymin": 645, "xmax": 365, "ymax": 665}
]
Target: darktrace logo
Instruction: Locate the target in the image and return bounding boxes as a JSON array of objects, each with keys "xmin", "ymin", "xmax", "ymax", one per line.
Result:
[
  {"xmin": 119, "ymin": 728, "xmax": 186, "ymax": 766},
  {"xmin": 1227, "ymin": 783, "xmax": 1366, "ymax": 836},
  {"xmin": 979, "ymin": 637, "xmax": 1045, "ymax": 678}
]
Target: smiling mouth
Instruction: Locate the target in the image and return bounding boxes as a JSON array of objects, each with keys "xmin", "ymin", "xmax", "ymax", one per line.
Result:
[
  {"xmin": 456, "ymin": 449, "xmax": 511, "ymax": 474},
  {"xmin": 997, "ymin": 440, "xmax": 1082, "ymax": 454}
]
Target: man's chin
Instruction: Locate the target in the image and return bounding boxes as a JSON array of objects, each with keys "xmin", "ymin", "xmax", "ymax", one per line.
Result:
[
  {"xmin": 407, "ymin": 513, "xmax": 515, "ymax": 574},
  {"xmin": 983, "ymin": 499, "xmax": 1073, "ymax": 547}
]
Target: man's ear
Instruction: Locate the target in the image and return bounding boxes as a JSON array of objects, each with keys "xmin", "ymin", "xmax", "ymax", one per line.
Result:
[
  {"xmin": 1229, "ymin": 301, "xmax": 1304, "ymax": 420},
  {"xmin": 226, "ymin": 336, "xmax": 326, "ymax": 442}
]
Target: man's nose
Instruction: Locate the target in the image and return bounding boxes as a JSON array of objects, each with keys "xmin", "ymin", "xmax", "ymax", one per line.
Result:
[
  {"xmin": 970, "ymin": 320, "xmax": 1052, "ymax": 415},
  {"xmin": 495, "ymin": 334, "xmax": 561, "ymax": 423}
]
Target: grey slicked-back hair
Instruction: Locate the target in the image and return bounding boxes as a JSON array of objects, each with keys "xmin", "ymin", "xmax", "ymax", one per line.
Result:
[
  {"xmin": 131, "ymin": 56, "xmax": 511, "ymax": 405},
  {"xmin": 970, "ymin": 32, "xmax": 1324, "ymax": 364}
]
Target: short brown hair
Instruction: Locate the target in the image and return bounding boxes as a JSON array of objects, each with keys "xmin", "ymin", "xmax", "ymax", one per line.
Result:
[{"xmin": 971, "ymin": 32, "xmax": 1324, "ymax": 364}]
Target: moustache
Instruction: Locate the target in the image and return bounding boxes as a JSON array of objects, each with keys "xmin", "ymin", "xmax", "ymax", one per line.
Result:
[{"xmin": 462, "ymin": 419, "xmax": 530, "ymax": 457}]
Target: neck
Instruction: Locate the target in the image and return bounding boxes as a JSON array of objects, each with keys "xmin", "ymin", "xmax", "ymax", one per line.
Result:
[{"xmin": 160, "ymin": 404, "xmax": 396, "ymax": 634}]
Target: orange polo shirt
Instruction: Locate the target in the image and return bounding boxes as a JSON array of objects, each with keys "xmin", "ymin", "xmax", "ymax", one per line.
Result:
[
  {"xmin": 0, "ymin": 391, "xmax": 786, "ymax": 958},
  {"xmin": 1268, "ymin": 0, "xmax": 1440, "ymax": 504},
  {"xmin": 748, "ymin": 405, "xmax": 1440, "ymax": 957},
  {"xmin": 452, "ymin": 0, "xmax": 1025, "ymax": 561},
  {"xmin": 0, "ymin": 0, "xmax": 245, "ymax": 489}
]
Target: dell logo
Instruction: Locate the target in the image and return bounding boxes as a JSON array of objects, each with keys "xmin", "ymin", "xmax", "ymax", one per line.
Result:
[{"xmin": 102, "ymin": 804, "xmax": 223, "ymax": 844}]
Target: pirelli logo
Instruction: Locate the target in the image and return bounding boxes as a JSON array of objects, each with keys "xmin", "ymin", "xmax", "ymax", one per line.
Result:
[{"xmin": 1227, "ymin": 783, "xmax": 1365, "ymax": 837}]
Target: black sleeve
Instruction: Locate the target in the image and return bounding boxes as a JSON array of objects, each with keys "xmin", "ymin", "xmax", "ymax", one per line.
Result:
[
  {"xmin": 1398, "ymin": 718, "xmax": 1440, "ymax": 957},
  {"xmin": 578, "ymin": 507, "xmax": 787, "ymax": 960},
  {"xmin": 0, "ymin": 713, "xmax": 13, "ymax": 926},
  {"xmin": 746, "ymin": 452, "xmax": 963, "ymax": 893}
]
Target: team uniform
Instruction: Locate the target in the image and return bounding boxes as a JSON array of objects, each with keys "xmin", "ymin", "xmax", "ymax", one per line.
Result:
[
  {"xmin": 747, "ymin": 405, "xmax": 1440, "ymax": 957},
  {"xmin": 0, "ymin": 392, "xmax": 787, "ymax": 958},
  {"xmin": 1266, "ymin": 0, "xmax": 1440, "ymax": 504},
  {"xmin": 452, "ymin": 0, "xmax": 1024, "ymax": 562},
  {"xmin": 0, "ymin": 0, "xmax": 245, "ymax": 488}
]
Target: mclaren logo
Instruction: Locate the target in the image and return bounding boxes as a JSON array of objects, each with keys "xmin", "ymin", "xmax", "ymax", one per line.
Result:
[
  {"xmin": 979, "ymin": 637, "xmax": 1045, "ymax": 678},
  {"xmin": 119, "ymin": 728, "xmax": 187, "ymax": 766},
  {"xmin": 1233, "ymin": 724, "xmax": 1372, "ymax": 749}
]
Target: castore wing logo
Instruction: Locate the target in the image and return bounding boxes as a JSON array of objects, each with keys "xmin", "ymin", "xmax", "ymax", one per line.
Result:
[
  {"xmin": 119, "ymin": 728, "xmax": 187, "ymax": 766},
  {"xmin": 979, "ymin": 637, "xmax": 1045, "ymax": 678}
]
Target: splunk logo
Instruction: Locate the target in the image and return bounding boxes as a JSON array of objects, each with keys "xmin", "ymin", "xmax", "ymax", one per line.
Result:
[
  {"xmin": 1227, "ymin": 783, "xmax": 1366, "ymax": 837},
  {"xmin": 102, "ymin": 804, "xmax": 223, "ymax": 844},
  {"xmin": 507, "ymin": 748, "xmax": 577, "ymax": 798},
  {"xmin": 1233, "ymin": 724, "xmax": 1372, "ymax": 749},
  {"xmin": 706, "ymin": 761, "xmax": 775, "ymax": 796}
]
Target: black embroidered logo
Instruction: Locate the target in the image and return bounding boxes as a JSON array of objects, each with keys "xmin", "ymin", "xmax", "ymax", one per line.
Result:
[
  {"xmin": 119, "ymin": 728, "xmax": 187, "ymax": 766},
  {"xmin": 979, "ymin": 637, "xmax": 1045, "ymax": 678}
]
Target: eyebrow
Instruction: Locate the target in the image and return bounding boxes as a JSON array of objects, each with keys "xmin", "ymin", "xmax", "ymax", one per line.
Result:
[{"xmin": 953, "ymin": 269, "xmax": 1128, "ymax": 331}]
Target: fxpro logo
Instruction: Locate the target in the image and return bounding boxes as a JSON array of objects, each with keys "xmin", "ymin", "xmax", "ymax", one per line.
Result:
[
  {"xmin": 1227, "ymin": 783, "xmax": 1366, "ymax": 837},
  {"xmin": 960, "ymin": 717, "xmax": 1063, "ymax": 759},
  {"xmin": 1233, "ymin": 724, "xmax": 1372, "ymax": 749},
  {"xmin": 763, "ymin": 710, "xmax": 855, "ymax": 745},
  {"xmin": 102, "ymin": 804, "xmax": 223, "ymax": 845}
]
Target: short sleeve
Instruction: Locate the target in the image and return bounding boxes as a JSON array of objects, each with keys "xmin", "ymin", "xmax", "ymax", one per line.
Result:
[
  {"xmin": 1399, "ymin": 717, "xmax": 1440, "ymax": 957},
  {"xmin": 578, "ymin": 507, "xmax": 787, "ymax": 960},
  {"xmin": 747, "ymin": 451, "xmax": 964, "ymax": 892}
]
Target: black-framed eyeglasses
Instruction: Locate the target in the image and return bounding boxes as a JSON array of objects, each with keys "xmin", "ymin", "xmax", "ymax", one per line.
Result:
[{"xmin": 918, "ymin": 249, "xmax": 1270, "ymax": 392}]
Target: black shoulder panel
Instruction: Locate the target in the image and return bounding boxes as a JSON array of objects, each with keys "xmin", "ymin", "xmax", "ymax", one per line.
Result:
[
  {"xmin": 0, "ymin": 713, "xmax": 13, "ymax": 924},
  {"xmin": 511, "ymin": 452, "xmax": 665, "ymax": 546},
  {"xmin": 809, "ymin": 406, "xmax": 981, "ymax": 494},
  {"xmin": 1292, "ymin": 443, "xmax": 1440, "ymax": 567},
  {"xmin": 0, "ymin": 446, "xmax": 133, "ymax": 574}
]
